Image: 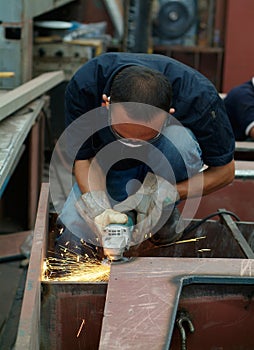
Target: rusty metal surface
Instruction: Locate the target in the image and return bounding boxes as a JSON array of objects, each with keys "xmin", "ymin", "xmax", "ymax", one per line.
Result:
[
  {"xmin": 219, "ymin": 209, "xmax": 254, "ymax": 258},
  {"xmin": 15, "ymin": 183, "xmax": 49, "ymax": 350},
  {"xmin": 27, "ymin": 104, "xmax": 46, "ymax": 228},
  {"xmin": 0, "ymin": 231, "xmax": 31, "ymax": 260},
  {"xmin": 41, "ymin": 282, "xmax": 107, "ymax": 350},
  {"xmin": 126, "ymin": 219, "xmax": 254, "ymax": 259},
  {"xmin": 99, "ymin": 257, "xmax": 254, "ymax": 350},
  {"xmin": 170, "ymin": 283, "xmax": 254, "ymax": 349},
  {"xmin": 16, "ymin": 183, "xmax": 254, "ymax": 349},
  {"xmin": 179, "ymin": 178, "xmax": 254, "ymax": 222}
]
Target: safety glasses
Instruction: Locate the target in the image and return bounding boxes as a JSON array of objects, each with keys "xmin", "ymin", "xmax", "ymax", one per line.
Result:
[{"xmin": 108, "ymin": 108, "xmax": 167, "ymax": 147}]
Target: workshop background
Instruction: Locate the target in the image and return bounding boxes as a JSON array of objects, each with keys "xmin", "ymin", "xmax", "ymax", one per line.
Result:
[{"xmin": 0, "ymin": 0, "xmax": 254, "ymax": 349}]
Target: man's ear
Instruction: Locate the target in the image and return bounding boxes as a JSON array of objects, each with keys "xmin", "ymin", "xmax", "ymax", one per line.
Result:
[
  {"xmin": 169, "ymin": 107, "xmax": 175, "ymax": 114},
  {"xmin": 102, "ymin": 94, "xmax": 110, "ymax": 108}
]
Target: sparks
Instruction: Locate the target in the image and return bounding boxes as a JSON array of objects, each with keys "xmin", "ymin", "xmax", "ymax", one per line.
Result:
[
  {"xmin": 42, "ymin": 248, "xmax": 110, "ymax": 282},
  {"xmin": 76, "ymin": 319, "xmax": 85, "ymax": 338},
  {"xmin": 171, "ymin": 236, "xmax": 206, "ymax": 245}
]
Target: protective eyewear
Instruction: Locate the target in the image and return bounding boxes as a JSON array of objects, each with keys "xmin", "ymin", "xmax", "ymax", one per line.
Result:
[{"xmin": 108, "ymin": 109, "xmax": 167, "ymax": 147}]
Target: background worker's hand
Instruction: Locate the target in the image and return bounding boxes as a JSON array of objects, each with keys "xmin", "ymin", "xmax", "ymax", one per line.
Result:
[
  {"xmin": 75, "ymin": 191, "xmax": 127, "ymax": 241},
  {"xmin": 114, "ymin": 172, "xmax": 179, "ymax": 243}
]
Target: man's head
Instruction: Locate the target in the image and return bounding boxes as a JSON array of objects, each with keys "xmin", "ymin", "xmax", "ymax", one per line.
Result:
[
  {"xmin": 108, "ymin": 66, "xmax": 172, "ymax": 142},
  {"xmin": 110, "ymin": 65, "xmax": 172, "ymax": 115}
]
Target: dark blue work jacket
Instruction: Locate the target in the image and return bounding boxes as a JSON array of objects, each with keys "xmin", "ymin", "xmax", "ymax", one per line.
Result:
[
  {"xmin": 65, "ymin": 52, "xmax": 234, "ymax": 167},
  {"xmin": 224, "ymin": 79, "xmax": 254, "ymax": 141}
]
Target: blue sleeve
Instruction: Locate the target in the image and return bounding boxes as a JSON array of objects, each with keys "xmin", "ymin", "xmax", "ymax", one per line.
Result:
[{"xmin": 224, "ymin": 83, "xmax": 254, "ymax": 140}]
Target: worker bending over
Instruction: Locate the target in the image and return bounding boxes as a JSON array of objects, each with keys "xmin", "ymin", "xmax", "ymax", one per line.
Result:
[{"xmin": 56, "ymin": 52, "xmax": 235, "ymax": 253}]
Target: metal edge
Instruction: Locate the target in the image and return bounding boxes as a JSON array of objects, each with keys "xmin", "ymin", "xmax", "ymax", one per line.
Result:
[
  {"xmin": 15, "ymin": 183, "xmax": 49, "ymax": 350},
  {"xmin": 0, "ymin": 71, "xmax": 65, "ymax": 121}
]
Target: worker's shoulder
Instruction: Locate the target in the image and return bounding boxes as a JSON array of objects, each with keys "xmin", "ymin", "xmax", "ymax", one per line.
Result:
[
  {"xmin": 88, "ymin": 51, "xmax": 185, "ymax": 67},
  {"xmin": 226, "ymin": 80, "xmax": 254, "ymax": 101},
  {"xmin": 72, "ymin": 52, "xmax": 174, "ymax": 80}
]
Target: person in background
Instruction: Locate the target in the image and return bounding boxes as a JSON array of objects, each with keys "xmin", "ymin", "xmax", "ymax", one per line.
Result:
[{"xmin": 224, "ymin": 77, "xmax": 254, "ymax": 141}]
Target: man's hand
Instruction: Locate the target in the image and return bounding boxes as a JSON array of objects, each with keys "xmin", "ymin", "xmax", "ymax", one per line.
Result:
[
  {"xmin": 75, "ymin": 191, "xmax": 127, "ymax": 240},
  {"xmin": 94, "ymin": 209, "xmax": 128, "ymax": 228},
  {"xmin": 114, "ymin": 172, "xmax": 179, "ymax": 242}
]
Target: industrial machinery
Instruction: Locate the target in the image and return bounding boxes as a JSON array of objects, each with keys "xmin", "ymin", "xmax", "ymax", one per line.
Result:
[
  {"xmin": 153, "ymin": 0, "xmax": 198, "ymax": 46},
  {"xmin": 0, "ymin": 0, "xmax": 76, "ymax": 89}
]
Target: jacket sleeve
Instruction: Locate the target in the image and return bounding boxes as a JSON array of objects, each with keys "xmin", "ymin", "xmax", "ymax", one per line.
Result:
[{"xmin": 224, "ymin": 82, "xmax": 254, "ymax": 140}]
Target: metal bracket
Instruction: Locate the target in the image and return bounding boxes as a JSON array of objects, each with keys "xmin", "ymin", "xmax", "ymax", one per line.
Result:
[{"xmin": 219, "ymin": 208, "xmax": 254, "ymax": 259}]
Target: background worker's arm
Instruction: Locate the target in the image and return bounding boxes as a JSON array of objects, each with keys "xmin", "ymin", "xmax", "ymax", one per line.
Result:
[{"xmin": 177, "ymin": 160, "xmax": 235, "ymax": 200}]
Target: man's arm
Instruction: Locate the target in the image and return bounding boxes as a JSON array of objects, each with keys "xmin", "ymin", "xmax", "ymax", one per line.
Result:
[
  {"xmin": 176, "ymin": 159, "xmax": 235, "ymax": 200},
  {"xmin": 74, "ymin": 159, "xmax": 106, "ymax": 194},
  {"xmin": 250, "ymin": 126, "xmax": 254, "ymax": 139}
]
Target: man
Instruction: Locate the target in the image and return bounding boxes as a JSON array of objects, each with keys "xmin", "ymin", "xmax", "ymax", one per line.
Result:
[
  {"xmin": 224, "ymin": 77, "xmax": 254, "ymax": 141},
  {"xmin": 56, "ymin": 52, "xmax": 235, "ymax": 254}
]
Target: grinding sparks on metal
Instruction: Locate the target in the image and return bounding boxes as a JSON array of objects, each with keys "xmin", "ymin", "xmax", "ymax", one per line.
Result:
[
  {"xmin": 42, "ymin": 247, "xmax": 110, "ymax": 282},
  {"xmin": 155, "ymin": 235, "xmax": 207, "ymax": 248},
  {"xmin": 197, "ymin": 248, "xmax": 211, "ymax": 252},
  {"xmin": 170, "ymin": 236, "xmax": 206, "ymax": 245},
  {"xmin": 76, "ymin": 319, "xmax": 85, "ymax": 338}
]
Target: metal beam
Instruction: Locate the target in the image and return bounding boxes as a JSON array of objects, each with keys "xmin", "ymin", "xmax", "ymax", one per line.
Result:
[
  {"xmin": 99, "ymin": 257, "xmax": 254, "ymax": 350},
  {"xmin": 0, "ymin": 98, "xmax": 46, "ymax": 195},
  {"xmin": 219, "ymin": 209, "xmax": 254, "ymax": 259},
  {"xmin": 103, "ymin": 0, "xmax": 124, "ymax": 39},
  {"xmin": 235, "ymin": 141, "xmax": 254, "ymax": 152},
  {"xmin": 15, "ymin": 183, "xmax": 49, "ymax": 350},
  {"xmin": 0, "ymin": 71, "xmax": 65, "ymax": 121}
]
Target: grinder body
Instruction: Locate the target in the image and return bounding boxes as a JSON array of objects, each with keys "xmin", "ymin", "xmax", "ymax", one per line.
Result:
[{"xmin": 102, "ymin": 214, "xmax": 134, "ymax": 261}]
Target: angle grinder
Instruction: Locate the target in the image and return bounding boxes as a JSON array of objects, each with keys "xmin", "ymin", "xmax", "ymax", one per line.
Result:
[{"xmin": 102, "ymin": 212, "xmax": 135, "ymax": 262}]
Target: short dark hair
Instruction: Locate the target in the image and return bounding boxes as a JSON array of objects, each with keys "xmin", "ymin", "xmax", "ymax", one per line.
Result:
[{"xmin": 110, "ymin": 65, "xmax": 172, "ymax": 120}]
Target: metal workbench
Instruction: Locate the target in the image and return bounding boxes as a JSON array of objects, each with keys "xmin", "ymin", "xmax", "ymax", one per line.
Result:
[{"xmin": 0, "ymin": 71, "xmax": 65, "ymax": 228}]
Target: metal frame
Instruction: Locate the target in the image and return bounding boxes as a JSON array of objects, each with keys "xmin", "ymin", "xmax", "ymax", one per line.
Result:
[
  {"xmin": 0, "ymin": 71, "xmax": 65, "ymax": 229},
  {"xmin": 15, "ymin": 183, "xmax": 49, "ymax": 349},
  {"xmin": 0, "ymin": 71, "xmax": 65, "ymax": 122},
  {"xmin": 0, "ymin": 98, "xmax": 45, "ymax": 195},
  {"xmin": 100, "ymin": 257, "xmax": 254, "ymax": 349},
  {"xmin": 15, "ymin": 183, "xmax": 254, "ymax": 349}
]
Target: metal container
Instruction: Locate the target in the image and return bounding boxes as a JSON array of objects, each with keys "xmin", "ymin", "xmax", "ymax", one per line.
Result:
[{"xmin": 15, "ymin": 183, "xmax": 254, "ymax": 349}]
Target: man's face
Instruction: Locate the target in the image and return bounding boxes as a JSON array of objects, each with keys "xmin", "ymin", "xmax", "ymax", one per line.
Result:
[{"xmin": 110, "ymin": 103, "xmax": 167, "ymax": 142}]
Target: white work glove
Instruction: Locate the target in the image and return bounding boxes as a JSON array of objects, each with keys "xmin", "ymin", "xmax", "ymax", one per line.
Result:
[
  {"xmin": 75, "ymin": 190, "xmax": 127, "ymax": 242},
  {"xmin": 114, "ymin": 172, "xmax": 179, "ymax": 243}
]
